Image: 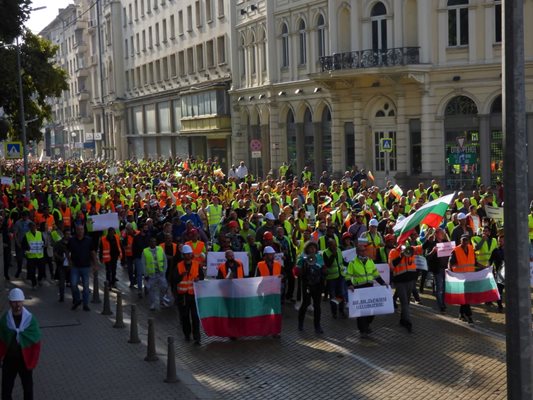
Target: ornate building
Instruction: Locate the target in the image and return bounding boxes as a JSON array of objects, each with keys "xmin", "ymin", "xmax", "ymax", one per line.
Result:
[{"xmin": 230, "ymin": 0, "xmax": 533, "ymax": 193}]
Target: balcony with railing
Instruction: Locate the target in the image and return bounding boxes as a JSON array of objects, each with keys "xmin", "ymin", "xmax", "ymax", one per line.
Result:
[{"xmin": 319, "ymin": 47, "xmax": 420, "ymax": 72}]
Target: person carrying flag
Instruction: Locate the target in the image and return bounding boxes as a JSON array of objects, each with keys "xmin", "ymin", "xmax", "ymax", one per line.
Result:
[{"xmin": 0, "ymin": 288, "xmax": 41, "ymax": 400}]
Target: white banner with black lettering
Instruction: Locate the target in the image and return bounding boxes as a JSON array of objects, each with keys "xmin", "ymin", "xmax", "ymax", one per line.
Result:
[
  {"xmin": 206, "ymin": 251, "xmax": 249, "ymax": 277},
  {"xmin": 348, "ymin": 286, "xmax": 394, "ymax": 318}
]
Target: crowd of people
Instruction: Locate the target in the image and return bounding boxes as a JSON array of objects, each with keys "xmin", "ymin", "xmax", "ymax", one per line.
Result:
[{"xmin": 0, "ymin": 157, "xmax": 531, "ymax": 344}]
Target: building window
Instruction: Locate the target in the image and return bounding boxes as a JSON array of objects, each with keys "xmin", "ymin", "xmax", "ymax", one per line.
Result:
[
  {"xmin": 206, "ymin": 40, "xmax": 214, "ymax": 67},
  {"xmin": 187, "ymin": 47, "xmax": 194, "ymax": 73},
  {"xmin": 170, "ymin": 15, "xmax": 175, "ymax": 39},
  {"xmin": 169, "ymin": 54, "xmax": 177, "ymax": 76},
  {"xmin": 217, "ymin": 35, "xmax": 226, "ymax": 64},
  {"xmin": 140, "ymin": 0, "xmax": 145, "ymax": 17},
  {"xmin": 298, "ymin": 19, "xmax": 306, "ymax": 65},
  {"xmin": 142, "ymin": 30, "xmax": 146, "ymax": 51},
  {"xmin": 155, "ymin": 22, "xmax": 160, "ymax": 46},
  {"xmin": 178, "ymin": 51, "xmax": 185, "ymax": 76},
  {"xmin": 178, "ymin": 10, "xmax": 184, "ymax": 35},
  {"xmin": 251, "ymin": 34, "xmax": 256, "ymax": 75},
  {"xmin": 162, "ymin": 57, "xmax": 169, "ymax": 80},
  {"xmin": 448, "ymin": 0, "xmax": 469, "ymax": 47},
  {"xmin": 135, "ymin": 0, "xmax": 139, "ymax": 20},
  {"xmin": 218, "ymin": 0, "xmax": 224, "ymax": 17},
  {"xmin": 261, "ymin": 29, "xmax": 267, "ymax": 71},
  {"xmin": 281, "ymin": 23, "xmax": 289, "ymax": 67},
  {"xmin": 410, "ymin": 119, "xmax": 422, "ymax": 174},
  {"xmin": 136, "ymin": 33, "xmax": 140, "ymax": 53},
  {"xmin": 195, "ymin": 1, "xmax": 201, "ymax": 27},
  {"xmin": 206, "ymin": 0, "xmax": 213, "ymax": 22},
  {"xmin": 197, "ymin": 44, "xmax": 204, "ymax": 71},
  {"xmin": 317, "ymin": 14, "xmax": 326, "ymax": 58},
  {"xmin": 494, "ymin": 2, "xmax": 501, "ymax": 43},
  {"xmin": 124, "ymin": 39, "xmax": 129, "ymax": 59},
  {"xmin": 162, "ymin": 19, "xmax": 167, "ymax": 43},
  {"xmin": 146, "ymin": 0, "xmax": 151, "ymax": 12},
  {"xmin": 187, "ymin": 6, "xmax": 193, "ymax": 31},
  {"xmin": 155, "ymin": 60, "xmax": 161, "ymax": 82},
  {"xmin": 240, "ymin": 36, "xmax": 246, "ymax": 76},
  {"xmin": 123, "ymin": 7, "xmax": 127, "ymax": 27},
  {"xmin": 371, "ymin": 2, "xmax": 387, "ymax": 51}
]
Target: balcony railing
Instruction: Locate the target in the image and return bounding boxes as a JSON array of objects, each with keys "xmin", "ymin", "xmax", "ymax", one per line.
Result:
[{"xmin": 319, "ymin": 47, "xmax": 420, "ymax": 72}]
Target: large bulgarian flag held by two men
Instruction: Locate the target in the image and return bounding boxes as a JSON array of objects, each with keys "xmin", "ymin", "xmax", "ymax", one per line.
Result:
[
  {"xmin": 0, "ymin": 309, "xmax": 41, "ymax": 370},
  {"xmin": 194, "ymin": 276, "xmax": 282, "ymax": 337},
  {"xmin": 393, "ymin": 192, "xmax": 456, "ymax": 244},
  {"xmin": 445, "ymin": 267, "xmax": 500, "ymax": 305}
]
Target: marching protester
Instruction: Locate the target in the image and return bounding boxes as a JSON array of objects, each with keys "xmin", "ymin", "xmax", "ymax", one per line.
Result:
[
  {"xmin": 142, "ymin": 237, "xmax": 168, "ymax": 311},
  {"xmin": 176, "ymin": 244, "xmax": 203, "ymax": 345},
  {"xmin": 345, "ymin": 238, "xmax": 387, "ymax": 338},
  {"xmin": 295, "ymin": 241, "xmax": 325, "ymax": 334},
  {"xmin": 0, "ymin": 288, "xmax": 41, "ymax": 400},
  {"xmin": 489, "ymin": 233, "xmax": 505, "ymax": 312}
]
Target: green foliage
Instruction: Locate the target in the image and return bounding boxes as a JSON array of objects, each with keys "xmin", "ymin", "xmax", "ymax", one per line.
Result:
[
  {"xmin": 0, "ymin": 32, "xmax": 68, "ymax": 142},
  {"xmin": 0, "ymin": 0, "xmax": 32, "ymax": 43}
]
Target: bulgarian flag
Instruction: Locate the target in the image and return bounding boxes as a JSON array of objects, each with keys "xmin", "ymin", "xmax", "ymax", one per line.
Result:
[
  {"xmin": 445, "ymin": 267, "xmax": 500, "ymax": 305},
  {"xmin": 390, "ymin": 184, "xmax": 403, "ymax": 200},
  {"xmin": 0, "ymin": 309, "xmax": 41, "ymax": 370},
  {"xmin": 393, "ymin": 192, "xmax": 455, "ymax": 244},
  {"xmin": 194, "ymin": 276, "xmax": 282, "ymax": 337}
]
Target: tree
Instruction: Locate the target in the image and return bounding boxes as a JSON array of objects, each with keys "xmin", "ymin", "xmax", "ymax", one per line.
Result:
[
  {"xmin": 0, "ymin": 0, "xmax": 32, "ymax": 43},
  {"xmin": 0, "ymin": 31, "xmax": 68, "ymax": 142}
]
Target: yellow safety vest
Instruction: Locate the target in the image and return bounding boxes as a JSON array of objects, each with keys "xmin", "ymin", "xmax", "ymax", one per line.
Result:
[
  {"xmin": 25, "ymin": 231, "xmax": 44, "ymax": 259},
  {"xmin": 143, "ymin": 247, "xmax": 165, "ymax": 275}
]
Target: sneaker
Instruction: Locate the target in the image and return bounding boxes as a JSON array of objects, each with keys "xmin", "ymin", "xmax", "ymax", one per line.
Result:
[
  {"xmin": 467, "ymin": 316, "xmax": 474, "ymax": 324},
  {"xmin": 71, "ymin": 300, "xmax": 81, "ymax": 310},
  {"xmin": 459, "ymin": 314, "xmax": 467, "ymax": 322},
  {"xmin": 83, "ymin": 305, "xmax": 91, "ymax": 312}
]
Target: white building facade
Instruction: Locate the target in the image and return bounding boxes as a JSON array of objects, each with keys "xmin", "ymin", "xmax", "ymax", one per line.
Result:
[{"xmin": 230, "ymin": 0, "xmax": 533, "ymax": 193}]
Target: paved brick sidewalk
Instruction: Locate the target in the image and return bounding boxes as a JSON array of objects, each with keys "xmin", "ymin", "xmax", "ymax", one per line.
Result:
[
  {"xmin": 108, "ymin": 268, "xmax": 508, "ymax": 400},
  {"xmin": 0, "ymin": 278, "xmax": 205, "ymax": 400}
]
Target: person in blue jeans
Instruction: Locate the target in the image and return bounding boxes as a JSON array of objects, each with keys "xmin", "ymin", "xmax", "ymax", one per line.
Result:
[
  {"xmin": 68, "ymin": 224, "xmax": 97, "ymax": 311},
  {"xmin": 422, "ymin": 228, "xmax": 451, "ymax": 313}
]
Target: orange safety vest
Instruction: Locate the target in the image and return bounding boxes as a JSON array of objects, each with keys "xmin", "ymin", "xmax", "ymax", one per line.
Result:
[
  {"xmin": 101, "ymin": 235, "xmax": 123, "ymax": 263},
  {"xmin": 159, "ymin": 242, "xmax": 178, "ymax": 257},
  {"xmin": 124, "ymin": 234, "xmax": 135, "ymax": 257},
  {"xmin": 34, "ymin": 213, "xmax": 55, "ymax": 231},
  {"xmin": 218, "ymin": 260, "xmax": 244, "ymax": 279},
  {"xmin": 389, "ymin": 245, "xmax": 422, "ymax": 277},
  {"xmin": 176, "ymin": 261, "xmax": 200, "ymax": 295},
  {"xmin": 451, "ymin": 245, "xmax": 476, "ymax": 273},
  {"xmin": 257, "ymin": 260, "xmax": 282, "ymax": 277},
  {"xmin": 60, "ymin": 207, "xmax": 72, "ymax": 228},
  {"xmin": 185, "ymin": 240, "xmax": 205, "ymax": 263},
  {"xmin": 86, "ymin": 201, "xmax": 101, "ymax": 214}
]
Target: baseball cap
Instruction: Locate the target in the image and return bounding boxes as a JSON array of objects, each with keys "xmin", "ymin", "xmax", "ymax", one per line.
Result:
[
  {"xmin": 357, "ymin": 237, "xmax": 368, "ymax": 245},
  {"xmin": 457, "ymin": 212, "xmax": 467, "ymax": 220},
  {"xmin": 265, "ymin": 212, "xmax": 276, "ymax": 221},
  {"xmin": 460, "ymin": 233, "xmax": 471, "ymax": 240},
  {"xmin": 182, "ymin": 245, "xmax": 193, "ymax": 254},
  {"xmin": 8, "ymin": 288, "xmax": 25, "ymax": 302},
  {"xmin": 263, "ymin": 246, "xmax": 276, "ymax": 254},
  {"xmin": 228, "ymin": 221, "xmax": 239, "ymax": 228},
  {"xmin": 369, "ymin": 218, "xmax": 379, "ymax": 227},
  {"xmin": 342, "ymin": 232, "xmax": 352, "ymax": 240}
]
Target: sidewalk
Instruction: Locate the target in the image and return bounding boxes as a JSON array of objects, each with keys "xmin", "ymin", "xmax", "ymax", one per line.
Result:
[
  {"xmin": 0, "ymin": 264, "xmax": 514, "ymax": 400},
  {"xmin": 0, "ymin": 276, "xmax": 214, "ymax": 400}
]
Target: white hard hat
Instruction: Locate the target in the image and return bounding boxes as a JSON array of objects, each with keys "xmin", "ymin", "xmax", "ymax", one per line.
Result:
[
  {"xmin": 263, "ymin": 246, "xmax": 276, "ymax": 254},
  {"xmin": 8, "ymin": 288, "xmax": 25, "ymax": 302},
  {"xmin": 182, "ymin": 245, "xmax": 193, "ymax": 254},
  {"xmin": 457, "ymin": 212, "xmax": 467, "ymax": 220},
  {"xmin": 369, "ymin": 218, "xmax": 379, "ymax": 227},
  {"xmin": 265, "ymin": 212, "xmax": 276, "ymax": 221}
]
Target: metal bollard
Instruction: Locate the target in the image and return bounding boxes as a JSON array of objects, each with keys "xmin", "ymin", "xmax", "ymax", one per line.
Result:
[
  {"xmin": 144, "ymin": 318, "xmax": 158, "ymax": 361},
  {"xmin": 113, "ymin": 292, "xmax": 125, "ymax": 328},
  {"xmin": 128, "ymin": 305, "xmax": 141, "ymax": 344},
  {"xmin": 91, "ymin": 271, "xmax": 101, "ymax": 304},
  {"xmin": 101, "ymin": 281, "xmax": 113, "ymax": 316},
  {"xmin": 164, "ymin": 336, "xmax": 179, "ymax": 383}
]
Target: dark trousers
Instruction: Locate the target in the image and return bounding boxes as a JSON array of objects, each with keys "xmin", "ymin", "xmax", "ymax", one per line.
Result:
[
  {"xmin": 177, "ymin": 294, "xmax": 200, "ymax": 341},
  {"xmin": 125, "ymin": 256, "xmax": 135, "ymax": 286},
  {"xmin": 1, "ymin": 360, "xmax": 33, "ymax": 400},
  {"xmin": 26, "ymin": 259, "xmax": 44, "ymax": 288},
  {"xmin": 105, "ymin": 259, "xmax": 118, "ymax": 285},
  {"xmin": 357, "ymin": 316, "xmax": 375, "ymax": 333},
  {"xmin": 14, "ymin": 245, "xmax": 24, "ymax": 277},
  {"xmin": 326, "ymin": 278, "xmax": 346, "ymax": 316},
  {"xmin": 284, "ymin": 265, "xmax": 295, "ymax": 300},
  {"xmin": 3, "ymin": 243, "xmax": 11, "ymax": 279},
  {"xmin": 58, "ymin": 266, "xmax": 71, "ymax": 300},
  {"xmin": 497, "ymin": 283, "xmax": 504, "ymax": 307},
  {"xmin": 298, "ymin": 283, "xmax": 322, "ymax": 329},
  {"xmin": 42, "ymin": 255, "xmax": 54, "ymax": 280},
  {"xmin": 460, "ymin": 304, "xmax": 472, "ymax": 317}
]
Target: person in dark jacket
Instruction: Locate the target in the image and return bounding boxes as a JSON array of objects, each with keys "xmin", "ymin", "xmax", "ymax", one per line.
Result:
[{"xmin": 132, "ymin": 223, "xmax": 152, "ymax": 298}]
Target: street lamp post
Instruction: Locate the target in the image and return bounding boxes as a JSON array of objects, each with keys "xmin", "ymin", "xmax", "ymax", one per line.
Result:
[{"xmin": 15, "ymin": 37, "xmax": 30, "ymax": 199}]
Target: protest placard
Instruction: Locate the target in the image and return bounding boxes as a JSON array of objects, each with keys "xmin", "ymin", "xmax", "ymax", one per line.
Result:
[
  {"xmin": 348, "ymin": 286, "xmax": 394, "ymax": 318},
  {"xmin": 0, "ymin": 177, "xmax": 13, "ymax": 186},
  {"xmin": 206, "ymin": 252, "xmax": 249, "ymax": 277},
  {"xmin": 437, "ymin": 241, "xmax": 455, "ymax": 257},
  {"xmin": 87, "ymin": 213, "xmax": 119, "ymax": 231}
]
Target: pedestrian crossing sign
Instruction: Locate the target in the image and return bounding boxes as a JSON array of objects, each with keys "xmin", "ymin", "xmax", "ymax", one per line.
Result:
[
  {"xmin": 4, "ymin": 141, "xmax": 22, "ymax": 159},
  {"xmin": 380, "ymin": 138, "xmax": 393, "ymax": 153}
]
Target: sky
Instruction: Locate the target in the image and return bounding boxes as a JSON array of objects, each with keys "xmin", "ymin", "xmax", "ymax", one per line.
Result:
[{"xmin": 26, "ymin": 0, "xmax": 74, "ymax": 34}]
